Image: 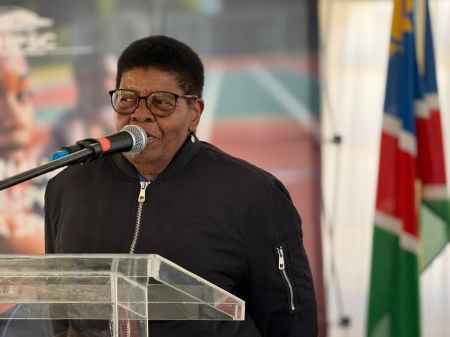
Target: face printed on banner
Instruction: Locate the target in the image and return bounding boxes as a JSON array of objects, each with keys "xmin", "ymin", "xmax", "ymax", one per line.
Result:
[{"xmin": 0, "ymin": 54, "xmax": 35, "ymax": 157}]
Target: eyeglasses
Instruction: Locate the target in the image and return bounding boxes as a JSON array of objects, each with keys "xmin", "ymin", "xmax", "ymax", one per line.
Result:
[{"xmin": 109, "ymin": 89, "xmax": 198, "ymax": 117}]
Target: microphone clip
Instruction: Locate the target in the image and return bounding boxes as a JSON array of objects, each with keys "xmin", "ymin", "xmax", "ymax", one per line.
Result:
[
  {"xmin": 52, "ymin": 139, "xmax": 103, "ymax": 162},
  {"xmin": 74, "ymin": 139, "xmax": 104, "ymax": 162}
]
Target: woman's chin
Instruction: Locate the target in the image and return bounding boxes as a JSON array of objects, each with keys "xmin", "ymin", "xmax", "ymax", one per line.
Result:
[{"xmin": 124, "ymin": 147, "xmax": 159, "ymax": 165}]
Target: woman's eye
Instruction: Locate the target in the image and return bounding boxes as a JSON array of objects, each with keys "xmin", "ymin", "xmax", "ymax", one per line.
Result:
[{"xmin": 155, "ymin": 99, "xmax": 169, "ymax": 105}]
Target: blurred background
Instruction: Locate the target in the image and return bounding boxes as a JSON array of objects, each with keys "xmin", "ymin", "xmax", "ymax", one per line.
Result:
[{"xmin": 0, "ymin": 0, "xmax": 448, "ymax": 336}]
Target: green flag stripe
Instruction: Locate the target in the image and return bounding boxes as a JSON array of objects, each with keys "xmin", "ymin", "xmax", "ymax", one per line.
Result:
[
  {"xmin": 368, "ymin": 226, "xmax": 420, "ymax": 337},
  {"xmin": 420, "ymin": 199, "xmax": 450, "ymax": 270}
]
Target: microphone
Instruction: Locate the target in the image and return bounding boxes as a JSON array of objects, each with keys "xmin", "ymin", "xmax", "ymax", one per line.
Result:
[
  {"xmin": 0, "ymin": 125, "xmax": 148, "ymax": 191},
  {"xmin": 51, "ymin": 125, "xmax": 148, "ymax": 160}
]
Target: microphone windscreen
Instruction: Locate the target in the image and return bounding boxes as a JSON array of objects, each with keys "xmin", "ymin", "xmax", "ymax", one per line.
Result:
[{"xmin": 121, "ymin": 125, "xmax": 147, "ymax": 154}]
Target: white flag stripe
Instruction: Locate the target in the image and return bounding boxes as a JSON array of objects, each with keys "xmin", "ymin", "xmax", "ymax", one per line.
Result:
[
  {"xmin": 382, "ymin": 115, "xmax": 417, "ymax": 155},
  {"xmin": 415, "ymin": 93, "xmax": 439, "ymax": 118},
  {"xmin": 426, "ymin": 93, "xmax": 440, "ymax": 111},
  {"xmin": 415, "ymin": 99, "xmax": 428, "ymax": 118},
  {"xmin": 382, "ymin": 114, "xmax": 401, "ymax": 137},
  {"xmin": 375, "ymin": 211, "xmax": 419, "ymax": 254},
  {"xmin": 375, "ymin": 211, "xmax": 401, "ymax": 234},
  {"xmin": 399, "ymin": 131, "xmax": 417, "ymax": 156},
  {"xmin": 422, "ymin": 184, "xmax": 450, "ymax": 199},
  {"xmin": 400, "ymin": 232, "xmax": 419, "ymax": 254}
]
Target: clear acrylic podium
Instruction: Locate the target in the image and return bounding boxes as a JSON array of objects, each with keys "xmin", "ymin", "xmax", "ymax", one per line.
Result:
[{"xmin": 0, "ymin": 254, "xmax": 245, "ymax": 336}]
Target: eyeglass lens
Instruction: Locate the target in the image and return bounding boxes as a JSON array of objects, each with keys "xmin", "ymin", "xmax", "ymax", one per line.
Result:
[{"xmin": 111, "ymin": 90, "xmax": 177, "ymax": 116}]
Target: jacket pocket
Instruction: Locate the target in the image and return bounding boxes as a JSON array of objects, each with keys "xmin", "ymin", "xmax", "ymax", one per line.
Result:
[{"xmin": 275, "ymin": 244, "xmax": 296, "ymax": 313}]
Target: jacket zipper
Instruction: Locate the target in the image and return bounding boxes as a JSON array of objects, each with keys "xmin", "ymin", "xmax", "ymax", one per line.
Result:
[
  {"xmin": 129, "ymin": 181, "xmax": 149, "ymax": 254},
  {"xmin": 126, "ymin": 181, "xmax": 150, "ymax": 337},
  {"xmin": 276, "ymin": 245, "xmax": 296, "ymax": 312}
]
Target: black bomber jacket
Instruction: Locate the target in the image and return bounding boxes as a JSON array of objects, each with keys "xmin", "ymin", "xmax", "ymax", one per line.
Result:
[{"xmin": 45, "ymin": 137, "xmax": 318, "ymax": 337}]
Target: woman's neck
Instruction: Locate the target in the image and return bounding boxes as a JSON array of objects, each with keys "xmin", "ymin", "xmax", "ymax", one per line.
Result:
[{"xmin": 124, "ymin": 154, "xmax": 168, "ymax": 181}]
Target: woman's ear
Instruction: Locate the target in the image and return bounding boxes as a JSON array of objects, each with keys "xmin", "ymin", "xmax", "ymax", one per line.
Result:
[{"xmin": 189, "ymin": 98, "xmax": 204, "ymax": 131}]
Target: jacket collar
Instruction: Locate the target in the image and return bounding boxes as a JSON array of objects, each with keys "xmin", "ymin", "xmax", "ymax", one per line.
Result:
[{"xmin": 111, "ymin": 135, "xmax": 203, "ymax": 182}]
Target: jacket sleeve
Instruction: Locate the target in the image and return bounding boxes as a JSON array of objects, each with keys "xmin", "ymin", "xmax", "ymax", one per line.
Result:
[{"xmin": 245, "ymin": 178, "xmax": 318, "ymax": 337}]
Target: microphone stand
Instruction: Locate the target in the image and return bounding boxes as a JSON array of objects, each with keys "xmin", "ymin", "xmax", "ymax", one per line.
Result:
[{"xmin": 0, "ymin": 143, "xmax": 102, "ymax": 191}]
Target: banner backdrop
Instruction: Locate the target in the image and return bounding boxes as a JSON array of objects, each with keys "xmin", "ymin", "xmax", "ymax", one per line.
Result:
[{"xmin": 0, "ymin": 0, "xmax": 324, "ymax": 333}]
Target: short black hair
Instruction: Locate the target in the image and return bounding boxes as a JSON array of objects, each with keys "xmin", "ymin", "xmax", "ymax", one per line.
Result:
[{"xmin": 116, "ymin": 35, "xmax": 204, "ymax": 97}]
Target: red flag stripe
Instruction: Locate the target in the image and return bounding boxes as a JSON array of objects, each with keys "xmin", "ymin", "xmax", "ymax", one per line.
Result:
[
  {"xmin": 416, "ymin": 110, "xmax": 447, "ymax": 184},
  {"xmin": 376, "ymin": 130, "xmax": 419, "ymax": 238}
]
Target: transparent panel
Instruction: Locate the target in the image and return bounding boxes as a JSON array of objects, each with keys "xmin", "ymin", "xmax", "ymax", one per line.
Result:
[
  {"xmin": 148, "ymin": 257, "xmax": 245, "ymax": 320},
  {"xmin": 0, "ymin": 254, "xmax": 245, "ymax": 321}
]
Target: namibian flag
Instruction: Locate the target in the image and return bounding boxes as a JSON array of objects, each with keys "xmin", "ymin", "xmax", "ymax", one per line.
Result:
[{"xmin": 367, "ymin": 0, "xmax": 450, "ymax": 336}]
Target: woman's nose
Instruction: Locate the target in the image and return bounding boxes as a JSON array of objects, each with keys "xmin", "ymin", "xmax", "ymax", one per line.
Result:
[{"xmin": 131, "ymin": 97, "xmax": 155, "ymax": 122}]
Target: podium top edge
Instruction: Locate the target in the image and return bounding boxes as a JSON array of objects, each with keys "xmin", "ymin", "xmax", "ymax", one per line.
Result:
[{"xmin": 0, "ymin": 253, "xmax": 162, "ymax": 258}]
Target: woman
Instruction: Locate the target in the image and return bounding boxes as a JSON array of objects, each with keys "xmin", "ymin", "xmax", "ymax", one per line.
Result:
[{"xmin": 45, "ymin": 35, "xmax": 317, "ymax": 337}]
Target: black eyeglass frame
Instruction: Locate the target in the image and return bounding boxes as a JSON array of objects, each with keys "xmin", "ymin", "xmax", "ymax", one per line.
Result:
[{"xmin": 108, "ymin": 89, "xmax": 198, "ymax": 117}]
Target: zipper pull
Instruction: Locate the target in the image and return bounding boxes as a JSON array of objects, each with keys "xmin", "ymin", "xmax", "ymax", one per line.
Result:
[
  {"xmin": 277, "ymin": 246, "xmax": 285, "ymax": 270},
  {"xmin": 138, "ymin": 181, "xmax": 149, "ymax": 202}
]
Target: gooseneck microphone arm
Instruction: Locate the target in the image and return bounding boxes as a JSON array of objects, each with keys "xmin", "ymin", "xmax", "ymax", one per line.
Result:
[{"xmin": 0, "ymin": 144, "xmax": 101, "ymax": 191}]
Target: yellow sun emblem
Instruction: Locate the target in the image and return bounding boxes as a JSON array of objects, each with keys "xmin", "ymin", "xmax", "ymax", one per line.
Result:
[{"xmin": 389, "ymin": 0, "xmax": 414, "ymax": 56}]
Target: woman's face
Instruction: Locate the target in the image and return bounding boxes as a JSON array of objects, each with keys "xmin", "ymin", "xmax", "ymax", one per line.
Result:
[{"xmin": 114, "ymin": 67, "xmax": 203, "ymax": 173}]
